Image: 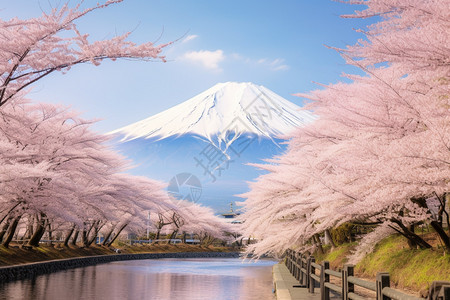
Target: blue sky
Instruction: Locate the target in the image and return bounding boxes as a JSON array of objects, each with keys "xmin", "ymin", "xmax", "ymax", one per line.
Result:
[{"xmin": 0, "ymin": 0, "xmax": 374, "ymax": 133}]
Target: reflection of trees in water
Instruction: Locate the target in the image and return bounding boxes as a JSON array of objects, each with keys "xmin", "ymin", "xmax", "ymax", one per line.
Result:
[{"xmin": 0, "ymin": 259, "xmax": 275, "ymax": 300}]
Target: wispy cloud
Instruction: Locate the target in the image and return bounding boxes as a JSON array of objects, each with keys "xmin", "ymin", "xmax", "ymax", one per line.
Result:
[
  {"xmin": 257, "ymin": 58, "xmax": 289, "ymax": 71},
  {"xmin": 182, "ymin": 49, "xmax": 225, "ymax": 72},
  {"xmin": 182, "ymin": 34, "xmax": 198, "ymax": 43},
  {"xmin": 232, "ymin": 55, "xmax": 289, "ymax": 71}
]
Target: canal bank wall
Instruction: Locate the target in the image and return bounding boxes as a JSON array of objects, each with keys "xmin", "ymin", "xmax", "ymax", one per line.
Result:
[{"xmin": 0, "ymin": 251, "xmax": 240, "ymax": 282}]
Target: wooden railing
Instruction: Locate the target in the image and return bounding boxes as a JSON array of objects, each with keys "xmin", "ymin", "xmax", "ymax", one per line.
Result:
[{"xmin": 285, "ymin": 249, "xmax": 450, "ymax": 300}]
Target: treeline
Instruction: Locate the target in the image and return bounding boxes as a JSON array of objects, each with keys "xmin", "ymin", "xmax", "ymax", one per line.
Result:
[
  {"xmin": 0, "ymin": 99, "xmax": 234, "ymax": 249},
  {"xmin": 240, "ymin": 0, "xmax": 449, "ymax": 260}
]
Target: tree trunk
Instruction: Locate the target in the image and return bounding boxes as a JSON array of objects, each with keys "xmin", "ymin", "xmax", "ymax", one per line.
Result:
[
  {"xmin": 430, "ymin": 220, "xmax": 450, "ymax": 251},
  {"xmin": 27, "ymin": 217, "xmax": 47, "ymax": 247},
  {"xmin": 169, "ymin": 230, "xmax": 178, "ymax": 241},
  {"xmin": 102, "ymin": 226, "xmax": 115, "ymax": 246},
  {"xmin": 389, "ymin": 219, "xmax": 432, "ymax": 249},
  {"xmin": 25, "ymin": 221, "xmax": 34, "ymax": 240},
  {"xmin": 71, "ymin": 230, "xmax": 79, "ymax": 246},
  {"xmin": 411, "ymin": 195, "xmax": 449, "ymax": 249},
  {"xmin": 106, "ymin": 223, "xmax": 127, "ymax": 247},
  {"xmin": 87, "ymin": 222, "xmax": 103, "ymax": 247},
  {"xmin": 81, "ymin": 230, "xmax": 88, "ymax": 247},
  {"xmin": 63, "ymin": 225, "xmax": 75, "ymax": 247},
  {"xmin": 2, "ymin": 216, "xmax": 21, "ymax": 248},
  {"xmin": 325, "ymin": 229, "xmax": 336, "ymax": 248},
  {"xmin": 155, "ymin": 228, "xmax": 161, "ymax": 244},
  {"xmin": 81, "ymin": 221, "xmax": 93, "ymax": 247},
  {"xmin": 0, "ymin": 202, "xmax": 21, "ymax": 225},
  {"xmin": 207, "ymin": 236, "xmax": 215, "ymax": 247},
  {"xmin": 314, "ymin": 234, "xmax": 324, "ymax": 254},
  {"xmin": 87, "ymin": 234, "xmax": 97, "ymax": 247},
  {"xmin": 0, "ymin": 217, "xmax": 13, "ymax": 243},
  {"xmin": 406, "ymin": 224, "xmax": 417, "ymax": 249},
  {"xmin": 47, "ymin": 223, "xmax": 53, "ymax": 246},
  {"xmin": 182, "ymin": 232, "xmax": 187, "ymax": 243}
]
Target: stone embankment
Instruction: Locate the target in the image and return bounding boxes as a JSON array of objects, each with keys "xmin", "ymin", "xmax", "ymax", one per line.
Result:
[{"xmin": 0, "ymin": 251, "xmax": 240, "ymax": 282}]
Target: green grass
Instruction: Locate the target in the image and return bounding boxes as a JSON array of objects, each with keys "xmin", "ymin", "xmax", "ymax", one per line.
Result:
[
  {"xmin": 314, "ymin": 242, "xmax": 357, "ymax": 269},
  {"xmin": 356, "ymin": 235, "xmax": 450, "ymax": 293},
  {"xmin": 311, "ymin": 233, "xmax": 449, "ymax": 295}
]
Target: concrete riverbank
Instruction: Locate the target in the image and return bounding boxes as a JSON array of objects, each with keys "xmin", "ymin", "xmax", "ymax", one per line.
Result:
[{"xmin": 0, "ymin": 251, "xmax": 240, "ymax": 282}]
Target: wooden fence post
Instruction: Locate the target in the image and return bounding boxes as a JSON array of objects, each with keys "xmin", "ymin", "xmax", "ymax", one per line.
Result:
[
  {"xmin": 295, "ymin": 252, "xmax": 301, "ymax": 281},
  {"xmin": 306, "ymin": 256, "xmax": 311, "ymax": 291},
  {"xmin": 444, "ymin": 286, "xmax": 450, "ymax": 300},
  {"xmin": 376, "ymin": 272, "xmax": 390, "ymax": 300},
  {"xmin": 289, "ymin": 249, "xmax": 293, "ymax": 272},
  {"xmin": 302, "ymin": 255, "xmax": 307, "ymax": 287},
  {"xmin": 309, "ymin": 256, "xmax": 316, "ymax": 293},
  {"xmin": 285, "ymin": 249, "xmax": 288, "ymax": 268},
  {"xmin": 292, "ymin": 250, "xmax": 296, "ymax": 274},
  {"xmin": 321, "ymin": 261, "xmax": 330, "ymax": 300},
  {"xmin": 287, "ymin": 249, "xmax": 291, "ymax": 271},
  {"xmin": 343, "ymin": 264, "xmax": 354, "ymax": 300}
]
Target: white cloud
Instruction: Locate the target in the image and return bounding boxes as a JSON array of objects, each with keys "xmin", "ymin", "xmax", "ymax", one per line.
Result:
[
  {"xmin": 231, "ymin": 55, "xmax": 289, "ymax": 71},
  {"xmin": 182, "ymin": 34, "xmax": 198, "ymax": 43},
  {"xmin": 257, "ymin": 58, "xmax": 267, "ymax": 64},
  {"xmin": 182, "ymin": 49, "xmax": 225, "ymax": 71},
  {"xmin": 257, "ymin": 57, "xmax": 289, "ymax": 71}
]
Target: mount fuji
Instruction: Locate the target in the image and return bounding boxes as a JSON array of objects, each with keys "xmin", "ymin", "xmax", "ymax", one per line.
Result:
[{"xmin": 110, "ymin": 82, "xmax": 315, "ymax": 212}]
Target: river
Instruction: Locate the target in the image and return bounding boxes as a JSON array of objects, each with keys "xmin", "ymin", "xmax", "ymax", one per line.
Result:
[{"xmin": 0, "ymin": 257, "xmax": 277, "ymax": 300}]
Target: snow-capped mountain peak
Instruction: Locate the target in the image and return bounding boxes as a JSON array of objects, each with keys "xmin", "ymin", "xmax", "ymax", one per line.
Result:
[{"xmin": 109, "ymin": 82, "xmax": 315, "ymax": 144}]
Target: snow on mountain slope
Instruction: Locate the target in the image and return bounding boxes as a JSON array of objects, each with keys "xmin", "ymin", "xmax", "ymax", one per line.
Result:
[{"xmin": 109, "ymin": 82, "xmax": 315, "ymax": 147}]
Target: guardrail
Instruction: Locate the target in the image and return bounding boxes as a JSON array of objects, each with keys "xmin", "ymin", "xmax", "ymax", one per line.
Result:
[{"xmin": 285, "ymin": 249, "xmax": 450, "ymax": 300}]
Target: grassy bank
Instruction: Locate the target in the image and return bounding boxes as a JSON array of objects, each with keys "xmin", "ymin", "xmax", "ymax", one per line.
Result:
[
  {"xmin": 313, "ymin": 233, "xmax": 450, "ymax": 296},
  {"xmin": 0, "ymin": 243, "xmax": 233, "ymax": 267}
]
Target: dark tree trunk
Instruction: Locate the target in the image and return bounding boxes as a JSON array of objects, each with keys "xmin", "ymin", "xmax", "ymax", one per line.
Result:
[
  {"xmin": 71, "ymin": 230, "xmax": 79, "ymax": 246},
  {"xmin": 27, "ymin": 217, "xmax": 47, "ymax": 247},
  {"xmin": 63, "ymin": 225, "xmax": 76, "ymax": 247},
  {"xmin": 0, "ymin": 202, "xmax": 21, "ymax": 225},
  {"xmin": 155, "ymin": 228, "xmax": 161, "ymax": 244},
  {"xmin": 87, "ymin": 222, "xmax": 103, "ymax": 247},
  {"xmin": 27, "ymin": 213, "xmax": 48, "ymax": 247},
  {"xmin": 182, "ymin": 232, "xmax": 187, "ymax": 243},
  {"xmin": 325, "ymin": 229, "xmax": 336, "ymax": 248},
  {"xmin": 349, "ymin": 226, "xmax": 355, "ymax": 242},
  {"xmin": 47, "ymin": 223, "xmax": 53, "ymax": 245},
  {"xmin": 2, "ymin": 216, "xmax": 21, "ymax": 248},
  {"xmin": 406, "ymin": 224, "xmax": 416, "ymax": 249},
  {"xmin": 0, "ymin": 217, "xmax": 13, "ymax": 243},
  {"xmin": 106, "ymin": 223, "xmax": 127, "ymax": 247},
  {"xmin": 169, "ymin": 230, "xmax": 178, "ymax": 241},
  {"xmin": 411, "ymin": 194, "xmax": 449, "ymax": 250},
  {"xmin": 389, "ymin": 218, "xmax": 432, "ymax": 249},
  {"xmin": 102, "ymin": 226, "xmax": 115, "ymax": 246},
  {"xmin": 430, "ymin": 221, "xmax": 450, "ymax": 251},
  {"xmin": 81, "ymin": 230, "xmax": 88, "ymax": 247},
  {"xmin": 87, "ymin": 234, "xmax": 97, "ymax": 246},
  {"xmin": 81, "ymin": 222, "xmax": 92, "ymax": 247},
  {"xmin": 313, "ymin": 234, "xmax": 324, "ymax": 254}
]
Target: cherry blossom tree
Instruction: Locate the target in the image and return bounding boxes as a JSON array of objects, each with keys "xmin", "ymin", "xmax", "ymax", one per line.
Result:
[
  {"xmin": 0, "ymin": 98, "xmax": 183, "ymax": 247},
  {"xmin": 0, "ymin": 0, "xmax": 168, "ymax": 107},
  {"xmin": 240, "ymin": 0, "xmax": 449, "ymax": 258}
]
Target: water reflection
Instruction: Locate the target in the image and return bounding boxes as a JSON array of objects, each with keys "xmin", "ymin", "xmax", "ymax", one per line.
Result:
[{"xmin": 0, "ymin": 258, "xmax": 276, "ymax": 300}]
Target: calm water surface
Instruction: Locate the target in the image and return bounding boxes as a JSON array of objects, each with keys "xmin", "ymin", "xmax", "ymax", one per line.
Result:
[{"xmin": 0, "ymin": 258, "xmax": 277, "ymax": 300}]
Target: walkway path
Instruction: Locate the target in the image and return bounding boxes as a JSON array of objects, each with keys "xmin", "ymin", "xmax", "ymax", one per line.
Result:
[{"xmin": 273, "ymin": 263, "xmax": 321, "ymax": 300}]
